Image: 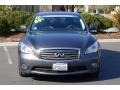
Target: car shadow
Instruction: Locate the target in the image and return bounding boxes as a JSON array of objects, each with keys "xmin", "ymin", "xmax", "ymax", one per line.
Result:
[{"xmin": 32, "ymin": 49, "xmax": 120, "ymax": 83}]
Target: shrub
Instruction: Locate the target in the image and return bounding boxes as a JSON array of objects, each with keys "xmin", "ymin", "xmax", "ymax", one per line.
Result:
[
  {"xmin": 82, "ymin": 13, "xmax": 113, "ymax": 32},
  {"xmin": 5, "ymin": 11, "xmax": 33, "ymax": 30},
  {"xmin": 0, "ymin": 16, "xmax": 10, "ymax": 35},
  {"xmin": 82, "ymin": 13, "xmax": 96, "ymax": 26},
  {"xmin": 95, "ymin": 15, "xmax": 113, "ymax": 30},
  {"xmin": 0, "ymin": 11, "xmax": 33, "ymax": 35},
  {"xmin": 111, "ymin": 7, "xmax": 120, "ymax": 30},
  {"xmin": 0, "ymin": 11, "xmax": 10, "ymax": 35}
]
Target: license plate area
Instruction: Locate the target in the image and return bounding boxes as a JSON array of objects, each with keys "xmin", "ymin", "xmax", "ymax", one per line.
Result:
[{"xmin": 52, "ymin": 63, "xmax": 68, "ymax": 71}]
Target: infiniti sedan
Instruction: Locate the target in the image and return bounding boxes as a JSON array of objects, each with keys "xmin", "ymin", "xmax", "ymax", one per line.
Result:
[{"xmin": 18, "ymin": 12, "xmax": 101, "ymax": 77}]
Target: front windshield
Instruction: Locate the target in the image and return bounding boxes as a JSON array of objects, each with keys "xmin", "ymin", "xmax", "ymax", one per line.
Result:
[{"xmin": 30, "ymin": 15, "xmax": 86, "ymax": 31}]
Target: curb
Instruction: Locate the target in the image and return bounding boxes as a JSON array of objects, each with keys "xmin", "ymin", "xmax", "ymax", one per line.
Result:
[
  {"xmin": 0, "ymin": 42, "xmax": 19, "ymax": 46},
  {"xmin": 0, "ymin": 39, "xmax": 120, "ymax": 46},
  {"xmin": 98, "ymin": 39, "xmax": 120, "ymax": 42}
]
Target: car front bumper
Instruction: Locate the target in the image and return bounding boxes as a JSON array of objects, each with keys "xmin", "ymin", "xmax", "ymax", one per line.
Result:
[{"xmin": 18, "ymin": 52, "xmax": 100, "ymax": 75}]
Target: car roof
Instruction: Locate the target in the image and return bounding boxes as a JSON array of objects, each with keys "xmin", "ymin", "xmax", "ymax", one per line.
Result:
[{"xmin": 36, "ymin": 12, "xmax": 80, "ymax": 17}]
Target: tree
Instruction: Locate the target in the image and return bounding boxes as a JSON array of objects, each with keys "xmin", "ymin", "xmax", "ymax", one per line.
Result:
[
  {"xmin": 0, "ymin": 5, "xmax": 20, "ymax": 11},
  {"xmin": 89, "ymin": 5, "xmax": 116, "ymax": 14}
]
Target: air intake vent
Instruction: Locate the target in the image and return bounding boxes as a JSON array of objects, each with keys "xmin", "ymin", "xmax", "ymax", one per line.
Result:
[{"xmin": 39, "ymin": 48, "xmax": 80, "ymax": 60}]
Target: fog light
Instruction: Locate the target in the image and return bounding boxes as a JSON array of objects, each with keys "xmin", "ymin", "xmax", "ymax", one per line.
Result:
[
  {"xmin": 91, "ymin": 63, "xmax": 97, "ymax": 68},
  {"xmin": 21, "ymin": 64, "xmax": 28, "ymax": 70}
]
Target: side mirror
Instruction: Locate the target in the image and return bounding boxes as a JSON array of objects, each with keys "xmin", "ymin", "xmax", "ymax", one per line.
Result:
[{"xmin": 19, "ymin": 25, "xmax": 28, "ymax": 32}]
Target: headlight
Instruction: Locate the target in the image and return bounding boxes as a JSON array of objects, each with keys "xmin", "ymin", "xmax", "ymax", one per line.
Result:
[
  {"xmin": 85, "ymin": 42, "xmax": 98, "ymax": 54},
  {"xmin": 20, "ymin": 42, "xmax": 33, "ymax": 54}
]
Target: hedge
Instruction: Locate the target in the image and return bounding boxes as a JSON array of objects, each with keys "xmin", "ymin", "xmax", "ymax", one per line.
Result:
[
  {"xmin": 0, "ymin": 12, "xmax": 113, "ymax": 35},
  {"xmin": 82, "ymin": 13, "xmax": 113, "ymax": 31},
  {"xmin": 111, "ymin": 8, "xmax": 120, "ymax": 30},
  {"xmin": 0, "ymin": 11, "xmax": 33, "ymax": 35}
]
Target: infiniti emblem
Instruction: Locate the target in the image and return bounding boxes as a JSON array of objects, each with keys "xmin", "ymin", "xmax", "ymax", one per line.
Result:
[{"xmin": 54, "ymin": 52, "xmax": 64, "ymax": 57}]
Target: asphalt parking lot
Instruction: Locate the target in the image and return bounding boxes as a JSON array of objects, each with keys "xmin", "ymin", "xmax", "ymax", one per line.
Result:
[{"xmin": 0, "ymin": 42, "xmax": 120, "ymax": 85}]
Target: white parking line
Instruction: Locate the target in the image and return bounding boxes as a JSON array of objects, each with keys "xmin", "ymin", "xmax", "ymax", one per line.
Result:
[{"xmin": 3, "ymin": 46, "xmax": 13, "ymax": 64}]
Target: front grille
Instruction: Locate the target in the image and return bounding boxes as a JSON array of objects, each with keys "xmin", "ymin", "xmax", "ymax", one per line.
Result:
[{"xmin": 39, "ymin": 48, "xmax": 80, "ymax": 60}]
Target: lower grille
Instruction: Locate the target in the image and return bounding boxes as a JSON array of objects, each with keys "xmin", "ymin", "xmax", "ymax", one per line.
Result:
[
  {"xmin": 32, "ymin": 66, "xmax": 87, "ymax": 72},
  {"xmin": 39, "ymin": 48, "xmax": 80, "ymax": 60}
]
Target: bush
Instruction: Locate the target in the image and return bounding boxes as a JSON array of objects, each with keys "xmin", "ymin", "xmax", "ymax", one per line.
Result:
[
  {"xmin": 0, "ymin": 11, "xmax": 10, "ymax": 35},
  {"xmin": 6, "ymin": 11, "xmax": 33, "ymax": 30},
  {"xmin": 0, "ymin": 16, "xmax": 10, "ymax": 35},
  {"xmin": 0, "ymin": 11, "xmax": 33, "ymax": 35},
  {"xmin": 111, "ymin": 7, "xmax": 120, "ymax": 30},
  {"xmin": 82, "ymin": 13, "xmax": 96, "ymax": 26},
  {"xmin": 82, "ymin": 13, "xmax": 113, "ymax": 32},
  {"xmin": 96, "ymin": 15, "xmax": 113, "ymax": 30}
]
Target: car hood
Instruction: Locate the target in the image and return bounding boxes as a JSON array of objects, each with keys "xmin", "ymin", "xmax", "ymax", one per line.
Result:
[{"xmin": 26, "ymin": 31, "xmax": 96, "ymax": 51}]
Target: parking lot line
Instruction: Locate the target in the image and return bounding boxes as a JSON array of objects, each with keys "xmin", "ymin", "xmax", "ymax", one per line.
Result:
[{"xmin": 3, "ymin": 46, "xmax": 13, "ymax": 64}]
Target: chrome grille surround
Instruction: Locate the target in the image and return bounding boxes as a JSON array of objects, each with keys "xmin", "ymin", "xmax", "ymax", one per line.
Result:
[{"xmin": 38, "ymin": 48, "xmax": 80, "ymax": 60}]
